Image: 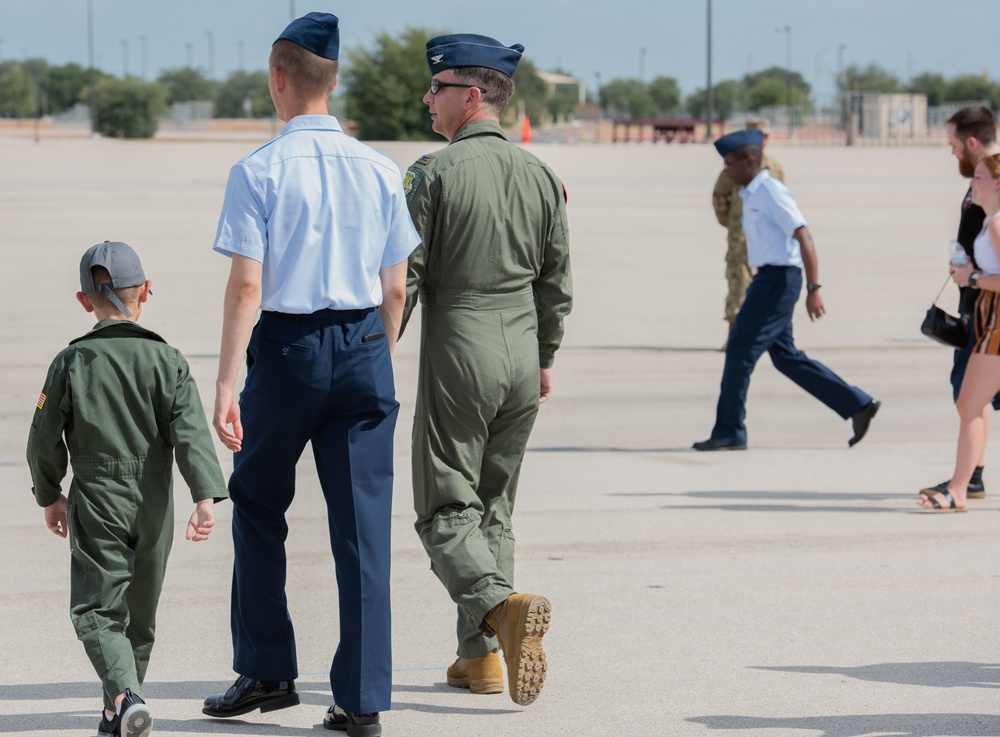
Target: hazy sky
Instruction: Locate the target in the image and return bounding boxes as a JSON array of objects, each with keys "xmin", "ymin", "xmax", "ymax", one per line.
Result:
[{"xmin": 0, "ymin": 0, "xmax": 993, "ymax": 101}]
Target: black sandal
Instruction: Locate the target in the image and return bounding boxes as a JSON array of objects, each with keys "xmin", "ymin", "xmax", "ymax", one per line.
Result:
[{"xmin": 918, "ymin": 490, "xmax": 967, "ymax": 513}]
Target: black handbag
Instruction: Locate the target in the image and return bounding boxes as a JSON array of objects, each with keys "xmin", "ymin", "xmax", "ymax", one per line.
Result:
[{"xmin": 921, "ymin": 276, "xmax": 969, "ymax": 349}]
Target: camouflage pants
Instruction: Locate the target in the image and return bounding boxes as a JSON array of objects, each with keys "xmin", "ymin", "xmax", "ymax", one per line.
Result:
[{"xmin": 724, "ymin": 241, "xmax": 753, "ymax": 324}]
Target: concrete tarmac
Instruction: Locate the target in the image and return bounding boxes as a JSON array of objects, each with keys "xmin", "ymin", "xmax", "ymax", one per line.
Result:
[{"xmin": 2, "ymin": 134, "xmax": 999, "ymax": 737}]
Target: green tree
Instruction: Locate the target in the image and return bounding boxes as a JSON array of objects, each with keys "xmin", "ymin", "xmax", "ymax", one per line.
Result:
[
  {"xmin": 909, "ymin": 72, "xmax": 947, "ymax": 107},
  {"xmin": 46, "ymin": 63, "xmax": 94, "ymax": 113},
  {"xmin": 648, "ymin": 75, "xmax": 681, "ymax": 116},
  {"xmin": 343, "ymin": 27, "xmax": 441, "ymax": 140},
  {"xmin": 0, "ymin": 62, "xmax": 36, "ymax": 117},
  {"xmin": 157, "ymin": 67, "xmax": 217, "ymax": 105},
  {"xmin": 743, "ymin": 66, "xmax": 810, "ymax": 106},
  {"xmin": 544, "ymin": 83, "xmax": 579, "ymax": 120},
  {"xmin": 511, "ymin": 57, "xmax": 549, "ymax": 123},
  {"xmin": 746, "ymin": 77, "xmax": 787, "ymax": 109},
  {"xmin": 841, "ymin": 63, "xmax": 900, "ymax": 92},
  {"xmin": 943, "ymin": 74, "xmax": 1000, "ymax": 107},
  {"xmin": 686, "ymin": 80, "xmax": 744, "ymax": 121},
  {"xmin": 216, "ymin": 70, "xmax": 272, "ymax": 117},
  {"xmin": 93, "ymin": 77, "xmax": 167, "ymax": 138},
  {"xmin": 600, "ymin": 78, "xmax": 655, "ymax": 119}
]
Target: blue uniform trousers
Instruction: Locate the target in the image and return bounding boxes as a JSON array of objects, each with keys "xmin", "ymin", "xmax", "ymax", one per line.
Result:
[
  {"xmin": 228, "ymin": 308, "xmax": 397, "ymax": 714},
  {"xmin": 711, "ymin": 265, "xmax": 871, "ymax": 445}
]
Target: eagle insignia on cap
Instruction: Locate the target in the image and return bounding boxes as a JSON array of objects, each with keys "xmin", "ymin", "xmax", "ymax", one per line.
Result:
[{"xmin": 431, "ymin": 54, "xmax": 444, "ymax": 64}]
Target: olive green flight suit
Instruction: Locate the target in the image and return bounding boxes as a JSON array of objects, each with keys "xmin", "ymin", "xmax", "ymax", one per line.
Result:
[
  {"xmin": 402, "ymin": 120, "xmax": 572, "ymax": 658},
  {"xmin": 712, "ymin": 154, "xmax": 784, "ymax": 325},
  {"xmin": 26, "ymin": 319, "xmax": 227, "ymax": 710}
]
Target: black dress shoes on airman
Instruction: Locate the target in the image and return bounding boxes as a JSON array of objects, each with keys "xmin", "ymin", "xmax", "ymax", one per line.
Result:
[
  {"xmin": 323, "ymin": 704, "xmax": 381, "ymax": 737},
  {"xmin": 203, "ymin": 675, "xmax": 300, "ymax": 717},
  {"xmin": 848, "ymin": 399, "xmax": 880, "ymax": 447},
  {"xmin": 692, "ymin": 437, "xmax": 747, "ymax": 451}
]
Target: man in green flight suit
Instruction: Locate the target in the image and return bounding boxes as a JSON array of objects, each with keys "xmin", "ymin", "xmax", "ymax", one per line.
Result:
[
  {"xmin": 712, "ymin": 118, "xmax": 784, "ymax": 349},
  {"xmin": 400, "ymin": 33, "xmax": 572, "ymax": 707}
]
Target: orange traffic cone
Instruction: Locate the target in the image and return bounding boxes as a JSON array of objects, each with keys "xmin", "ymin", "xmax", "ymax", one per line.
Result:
[{"xmin": 521, "ymin": 115, "xmax": 532, "ymax": 144}]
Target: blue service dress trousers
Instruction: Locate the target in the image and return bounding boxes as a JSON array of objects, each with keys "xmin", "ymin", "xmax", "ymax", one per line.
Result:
[
  {"xmin": 711, "ymin": 265, "xmax": 871, "ymax": 445},
  {"xmin": 228, "ymin": 307, "xmax": 397, "ymax": 715}
]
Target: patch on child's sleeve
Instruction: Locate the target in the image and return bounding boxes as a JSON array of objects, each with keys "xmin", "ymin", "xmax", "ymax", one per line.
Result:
[{"xmin": 36, "ymin": 392, "xmax": 46, "ymax": 410}]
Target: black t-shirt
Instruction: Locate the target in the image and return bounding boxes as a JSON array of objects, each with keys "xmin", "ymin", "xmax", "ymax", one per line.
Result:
[
  {"xmin": 958, "ymin": 186, "xmax": 986, "ymax": 261},
  {"xmin": 958, "ymin": 185, "xmax": 986, "ymax": 313}
]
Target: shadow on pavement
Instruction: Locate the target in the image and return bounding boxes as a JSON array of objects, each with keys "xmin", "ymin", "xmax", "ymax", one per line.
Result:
[
  {"xmin": 688, "ymin": 713, "xmax": 1000, "ymax": 736},
  {"xmin": 752, "ymin": 661, "xmax": 1000, "ymax": 689}
]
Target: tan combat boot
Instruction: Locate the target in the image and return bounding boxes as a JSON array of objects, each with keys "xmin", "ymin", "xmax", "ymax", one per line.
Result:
[
  {"xmin": 446, "ymin": 652, "xmax": 504, "ymax": 694},
  {"xmin": 482, "ymin": 593, "xmax": 552, "ymax": 706}
]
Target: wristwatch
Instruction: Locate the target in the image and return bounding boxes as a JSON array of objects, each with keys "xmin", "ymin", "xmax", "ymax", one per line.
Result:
[
  {"xmin": 970, "ymin": 271, "xmax": 982, "ymax": 289},
  {"xmin": 806, "ymin": 282, "xmax": 822, "ymax": 293}
]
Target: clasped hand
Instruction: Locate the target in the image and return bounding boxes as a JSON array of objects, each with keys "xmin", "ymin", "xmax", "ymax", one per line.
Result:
[{"xmin": 951, "ymin": 260, "xmax": 974, "ymax": 287}]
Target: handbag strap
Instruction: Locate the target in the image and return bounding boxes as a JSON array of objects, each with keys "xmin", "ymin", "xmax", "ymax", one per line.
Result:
[{"xmin": 933, "ymin": 275, "xmax": 955, "ymax": 306}]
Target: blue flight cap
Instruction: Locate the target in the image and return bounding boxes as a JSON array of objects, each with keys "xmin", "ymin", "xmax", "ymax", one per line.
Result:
[
  {"xmin": 714, "ymin": 128, "xmax": 765, "ymax": 157},
  {"xmin": 425, "ymin": 33, "xmax": 525, "ymax": 78},
  {"xmin": 275, "ymin": 12, "xmax": 339, "ymax": 60}
]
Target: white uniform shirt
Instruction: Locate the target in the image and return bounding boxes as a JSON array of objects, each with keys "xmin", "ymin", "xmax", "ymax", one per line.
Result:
[
  {"xmin": 214, "ymin": 115, "xmax": 420, "ymax": 313},
  {"xmin": 739, "ymin": 168, "xmax": 807, "ymax": 269}
]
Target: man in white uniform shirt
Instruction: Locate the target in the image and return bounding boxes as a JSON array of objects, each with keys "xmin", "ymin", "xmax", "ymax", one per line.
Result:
[
  {"xmin": 693, "ymin": 128, "xmax": 880, "ymax": 451},
  {"xmin": 202, "ymin": 13, "xmax": 420, "ymax": 737}
]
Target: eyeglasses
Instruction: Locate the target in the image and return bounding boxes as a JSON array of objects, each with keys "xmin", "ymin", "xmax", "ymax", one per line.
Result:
[{"xmin": 429, "ymin": 79, "xmax": 487, "ymax": 95}]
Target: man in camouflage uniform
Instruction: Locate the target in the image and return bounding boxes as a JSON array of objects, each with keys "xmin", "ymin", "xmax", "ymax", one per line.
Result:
[
  {"xmin": 712, "ymin": 118, "xmax": 784, "ymax": 348},
  {"xmin": 400, "ymin": 33, "xmax": 572, "ymax": 708}
]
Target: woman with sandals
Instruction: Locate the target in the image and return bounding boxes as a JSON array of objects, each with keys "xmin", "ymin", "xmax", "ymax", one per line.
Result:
[{"xmin": 923, "ymin": 153, "xmax": 1000, "ymax": 511}]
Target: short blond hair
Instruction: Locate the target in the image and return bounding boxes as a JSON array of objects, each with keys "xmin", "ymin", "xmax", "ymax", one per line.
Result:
[
  {"xmin": 270, "ymin": 39, "xmax": 339, "ymax": 100},
  {"xmin": 86, "ymin": 265, "xmax": 140, "ymax": 312}
]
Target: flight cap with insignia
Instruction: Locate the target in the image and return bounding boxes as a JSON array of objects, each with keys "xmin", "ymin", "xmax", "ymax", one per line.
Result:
[
  {"xmin": 80, "ymin": 240, "xmax": 147, "ymax": 318},
  {"xmin": 714, "ymin": 128, "xmax": 765, "ymax": 157},
  {"xmin": 275, "ymin": 12, "xmax": 339, "ymax": 60},
  {"xmin": 425, "ymin": 33, "xmax": 524, "ymax": 77}
]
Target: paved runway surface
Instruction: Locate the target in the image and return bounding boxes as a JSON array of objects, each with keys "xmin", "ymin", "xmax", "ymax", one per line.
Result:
[{"xmin": 3, "ymin": 133, "xmax": 999, "ymax": 737}]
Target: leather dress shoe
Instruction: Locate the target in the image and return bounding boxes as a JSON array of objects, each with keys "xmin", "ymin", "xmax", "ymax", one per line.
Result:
[
  {"xmin": 848, "ymin": 399, "xmax": 880, "ymax": 447},
  {"xmin": 323, "ymin": 704, "xmax": 381, "ymax": 737},
  {"xmin": 692, "ymin": 437, "xmax": 747, "ymax": 451},
  {"xmin": 203, "ymin": 675, "xmax": 300, "ymax": 717}
]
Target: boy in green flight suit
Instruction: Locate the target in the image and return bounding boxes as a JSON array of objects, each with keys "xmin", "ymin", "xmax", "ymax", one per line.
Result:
[{"xmin": 26, "ymin": 241, "xmax": 227, "ymax": 737}]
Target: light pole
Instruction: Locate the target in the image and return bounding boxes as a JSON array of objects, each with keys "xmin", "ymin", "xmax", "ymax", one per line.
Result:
[
  {"xmin": 639, "ymin": 47, "xmax": 646, "ymax": 82},
  {"xmin": 87, "ymin": 0, "xmax": 97, "ymax": 134},
  {"xmin": 238, "ymin": 40, "xmax": 245, "ymax": 72},
  {"xmin": 186, "ymin": 42, "xmax": 193, "ymax": 69},
  {"xmin": 837, "ymin": 43, "xmax": 847, "ymax": 129},
  {"xmin": 706, "ymin": 0, "xmax": 714, "ymax": 139},
  {"xmin": 0, "ymin": 38, "xmax": 4, "ymax": 62},
  {"xmin": 290, "ymin": 0, "xmax": 296, "ymax": 20},
  {"xmin": 139, "ymin": 35, "xmax": 148, "ymax": 80},
  {"xmin": 121, "ymin": 38, "xmax": 128, "ymax": 77},
  {"xmin": 776, "ymin": 24, "xmax": 792, "ymax": 138},
  {"xmin": 205, "ymin": 31, "xmax": 214, "ymax": 80}
]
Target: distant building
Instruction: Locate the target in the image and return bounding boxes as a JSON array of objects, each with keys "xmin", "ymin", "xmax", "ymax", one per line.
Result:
[{"xmin": 536, "ymin": 70, "xmax": 586, "ymax": 105}]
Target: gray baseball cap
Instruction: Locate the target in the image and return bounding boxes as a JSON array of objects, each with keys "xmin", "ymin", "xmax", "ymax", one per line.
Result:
[{"xmin": 79, "ymin": 240, "xmax": 147, "ymax": 318}]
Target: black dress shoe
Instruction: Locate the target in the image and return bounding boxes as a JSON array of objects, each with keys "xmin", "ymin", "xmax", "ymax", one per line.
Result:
[
  {"xmin": 323, "ymin": 704, "xmax": 381, "ymax": 737},
  {"xmin": 848, "ymin": 399, "xmax": 880, "ymax": 447},
  {"xmin": 692, "ymin": 437, "xmax": 747, "ymax": 451},
  {"xmin": 203, "ymin": 675, "xmax": 300, "ymax": 717}
]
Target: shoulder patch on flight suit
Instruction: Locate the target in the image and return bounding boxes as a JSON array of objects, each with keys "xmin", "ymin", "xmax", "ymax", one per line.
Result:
[
  {"xmin": 404, "ymin": 165, "xmax": 426, "ymax": 202},
  {"xmin": 36, "ymin": 392, "xmax": 46, "ymax": 410}
]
